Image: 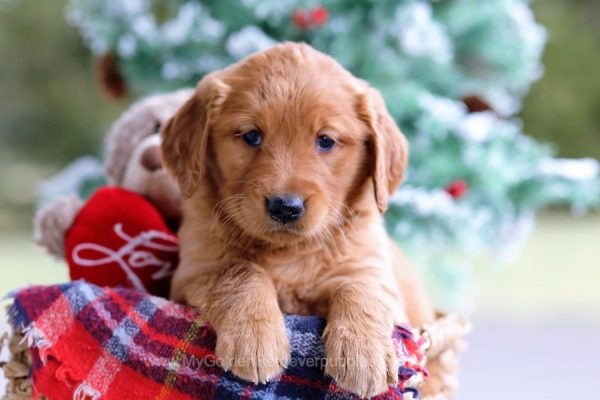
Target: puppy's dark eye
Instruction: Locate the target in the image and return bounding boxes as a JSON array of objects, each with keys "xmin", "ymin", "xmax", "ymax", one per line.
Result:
[
  {"xmin": 316, "ymin": 135, "xmax": 335, "ymax": 152},
  {"xmin": 242, "ymin": 130, "xmax": 262, "ymax": 147}
]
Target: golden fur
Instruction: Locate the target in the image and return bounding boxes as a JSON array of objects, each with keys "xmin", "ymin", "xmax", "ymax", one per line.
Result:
[{"xmin": 162, "ymin": 43, "xmax": 433, "ymax": 398}]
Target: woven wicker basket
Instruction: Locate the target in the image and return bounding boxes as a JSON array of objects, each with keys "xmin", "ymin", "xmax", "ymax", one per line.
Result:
[
  {"xmin": 1, "ymin": 330, "xmax": 36, "ymax": 400},
  {"xmin": 1, "ymin": 313, "xmax": 470, "ymax": 400}
]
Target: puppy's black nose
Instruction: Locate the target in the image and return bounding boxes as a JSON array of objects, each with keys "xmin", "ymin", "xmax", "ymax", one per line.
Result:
[{"xmin": 266, "ymin": 195, "xmax": 304, "ymax": 224}]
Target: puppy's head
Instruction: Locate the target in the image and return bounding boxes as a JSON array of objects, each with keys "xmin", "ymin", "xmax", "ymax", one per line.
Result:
[{"xmin": 162, "ymin": 43, "xmax": 407, "ymax": 245}]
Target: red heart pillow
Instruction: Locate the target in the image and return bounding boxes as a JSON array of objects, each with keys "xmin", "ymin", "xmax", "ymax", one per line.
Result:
[{"xmin": 65, "ymin": 187, "xmax": 179, "ymax": 298}]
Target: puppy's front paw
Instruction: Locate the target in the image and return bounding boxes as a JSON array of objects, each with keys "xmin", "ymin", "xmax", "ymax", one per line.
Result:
[
  {"xmin": 215, "ymin": 316, "xmax": 290, "ymax": 384},
  {"xmin": 324, "ymin": 322, "xmax": 398, "ymax": 398}
]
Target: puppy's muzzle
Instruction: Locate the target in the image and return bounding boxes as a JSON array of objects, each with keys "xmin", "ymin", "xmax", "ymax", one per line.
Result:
[{"xmin": 266, "ymin": 195, "xmax": 305, "ymax": 224}]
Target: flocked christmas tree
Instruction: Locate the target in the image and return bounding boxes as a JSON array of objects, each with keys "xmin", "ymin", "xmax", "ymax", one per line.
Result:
[{"xmin": 62, "ymin": 0, "xmax": 599, "ymax": 310}]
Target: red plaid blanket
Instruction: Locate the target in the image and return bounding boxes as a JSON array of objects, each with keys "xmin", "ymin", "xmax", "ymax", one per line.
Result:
[{"xmin": 8, "ymin": 282, "xmax": 428, "ymax": 400}]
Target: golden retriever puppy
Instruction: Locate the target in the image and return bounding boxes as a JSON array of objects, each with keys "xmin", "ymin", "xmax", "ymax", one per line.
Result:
[{"xmin": 162, "ymin": 42, "xmax": 434, "ymax": 398}]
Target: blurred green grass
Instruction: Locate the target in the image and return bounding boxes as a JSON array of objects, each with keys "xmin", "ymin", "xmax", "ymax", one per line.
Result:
[
  {"xmin": 523, "ymin": 0, "xmax": 600, "ymax": 159},
  {"xmin": 0, "ymin": 236, "xmax": 68, "ymax": 296},
  {"xmin": 474, "ymin": 211, "xmax": 600, "ymax": 320},
  {"xmin": 1, "ymin": 211, "xmax": 598, "ymax": 321},
  {"xmin": 0, "ymin": 234, "xmax": 68, "ymax": 326}
]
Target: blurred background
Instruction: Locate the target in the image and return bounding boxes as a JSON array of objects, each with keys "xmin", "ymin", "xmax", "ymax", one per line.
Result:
[{"xmin": 1, "ymin": 0, "xmax": 599, "ymax": 399}]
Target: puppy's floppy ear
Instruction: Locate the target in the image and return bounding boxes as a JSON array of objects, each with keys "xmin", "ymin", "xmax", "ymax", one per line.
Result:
[
  {"xmin": 161, "ymin": 73, "xmax": 230, "ymax": 197},
  {"xmin": 357, "ymin": 86, "xmax": 409, "ymax": 213}
]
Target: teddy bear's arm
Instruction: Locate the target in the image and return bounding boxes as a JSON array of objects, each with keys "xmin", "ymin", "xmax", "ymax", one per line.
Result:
[{"xmin": 34, "ymin": 194, "xmax": 83, "ymax": 259}]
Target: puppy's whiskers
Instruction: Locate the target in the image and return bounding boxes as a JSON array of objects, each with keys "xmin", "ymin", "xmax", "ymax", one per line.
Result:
[
  {"xmin": 210, "ymin": 194, "xmax": 251, "ymax": 242},
  {"xmin": 211, "ymin": 195, "xmax": 242, "ymax": 229}
]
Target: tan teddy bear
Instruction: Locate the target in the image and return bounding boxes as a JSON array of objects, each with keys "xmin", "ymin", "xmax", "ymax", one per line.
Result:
[{"xmin": 34, "ymin": 88, "xmax": 193, "ymax": 259}]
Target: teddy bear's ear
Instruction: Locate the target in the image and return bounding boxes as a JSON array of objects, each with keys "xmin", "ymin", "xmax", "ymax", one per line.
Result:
[{"xmin": 161, "ymin": 73, "xmax": 230, "ymax": 198}]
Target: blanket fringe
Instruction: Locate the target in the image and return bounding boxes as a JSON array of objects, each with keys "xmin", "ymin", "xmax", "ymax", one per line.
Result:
[
  {"xmin": 21, "ymin": 325, "xmax": 50, "ymax": 365},
  {"xmin": 1, "ymin": 330, "xmax": 40, "ymax": 400}
]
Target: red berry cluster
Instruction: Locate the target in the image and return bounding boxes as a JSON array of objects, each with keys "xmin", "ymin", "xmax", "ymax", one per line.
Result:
[
  {"xmin": 445, "ymin": 179, "xmax": 469, "ymax": 199},
  {"xmin": 292, "ymin": 6, "xmax": 329, "ymax": 29}
]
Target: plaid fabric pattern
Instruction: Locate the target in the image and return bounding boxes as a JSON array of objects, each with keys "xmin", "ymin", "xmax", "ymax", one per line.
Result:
[{"xmin": 8, "ymin": 282, "xmax": 427, "ymax": 400}]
